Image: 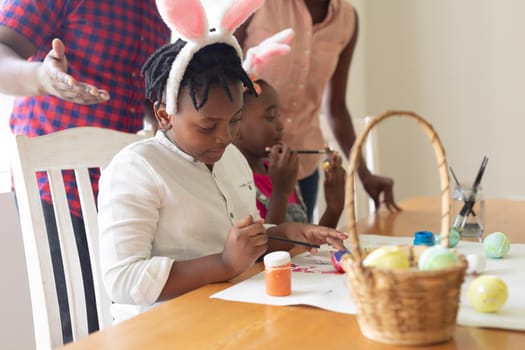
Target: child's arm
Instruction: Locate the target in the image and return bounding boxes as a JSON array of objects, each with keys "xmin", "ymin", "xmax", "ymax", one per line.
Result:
[
  {"xmin": 157, "ymin": 215, "xmax": 267, "ymax": 301},
  {"xmin": 99, "ymin": 153, "xmax": 265, "ymax": 306},
  {"xmin": 319, "ymin": 152, "xmax": 346, "ymax": 228},
  {"xmin": 267, "ymin": 222, "xmax": 348, "ymax": 252},
  {"xmin": 265, "ymin": 144, "xmax": 299, "ymax": 224}
]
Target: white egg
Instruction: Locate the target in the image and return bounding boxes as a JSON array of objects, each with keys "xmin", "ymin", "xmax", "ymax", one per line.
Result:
[{"xmin": 466, "ymin": 254, "xmax": 486, "ymax": 274}]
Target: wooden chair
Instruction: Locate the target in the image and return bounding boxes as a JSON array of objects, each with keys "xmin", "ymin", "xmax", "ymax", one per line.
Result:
[{"xmin": 9, "ymin": 127, "xmax": 147, "ymax": 349}]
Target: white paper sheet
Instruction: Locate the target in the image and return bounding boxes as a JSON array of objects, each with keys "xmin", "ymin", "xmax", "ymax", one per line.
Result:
[{"xmin": 211, "ymin": 234, "xmax": 525, "ymax": 331}]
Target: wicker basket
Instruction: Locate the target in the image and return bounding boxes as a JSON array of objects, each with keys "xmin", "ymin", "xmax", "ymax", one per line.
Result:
[{"xmin": 341, "ymin": 110, "xmax": 468, "ymax": 346}]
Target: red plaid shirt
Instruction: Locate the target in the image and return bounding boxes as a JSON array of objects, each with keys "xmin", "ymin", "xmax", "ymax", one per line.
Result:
[{"xmin": 1, "ymin": 0, "xmax": 170, "ymax": 217}]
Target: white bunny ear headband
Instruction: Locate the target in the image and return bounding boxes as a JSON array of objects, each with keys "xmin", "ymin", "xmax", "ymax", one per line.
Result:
[
  {"xmin": 241, "ymin": 28, "xmax": 295, "ymax": 94},
  {"xmin": 156, "ymin": 0, "xmax": 264, "ymax": 115},
  {"xmin": 242, "ymin": 28, "xmax": 295, "ymax": 86}
]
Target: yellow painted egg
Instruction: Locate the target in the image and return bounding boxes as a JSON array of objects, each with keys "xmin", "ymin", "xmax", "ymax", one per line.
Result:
[
  {"xmin": 467, "ymin": 275, "xmax": 508, "ymax": 313},
  {"xmin": 363, "ymin": 246, "xmax": 410, "ymax": 270}
]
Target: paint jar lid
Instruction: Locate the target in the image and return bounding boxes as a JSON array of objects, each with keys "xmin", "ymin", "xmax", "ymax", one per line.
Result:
[
  {"xmin": 264, "ymin": 251, "xmax": 291, "ymax": 267},
  {"xmin": 413, "ymin": 231, "xmax": 435, "ymax": 246}
]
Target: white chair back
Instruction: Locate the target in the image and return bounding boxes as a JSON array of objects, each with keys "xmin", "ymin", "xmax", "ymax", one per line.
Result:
[
  {"xmin": 9, "ymin": 127, "xmax": 147, "ymax": 349},
  {"xmin": 315, "ymin": 116, "xmax": 378, "ymax": 229}
]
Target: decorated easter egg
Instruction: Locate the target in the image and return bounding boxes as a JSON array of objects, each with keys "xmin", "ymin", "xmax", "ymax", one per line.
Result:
[
  {"xmin": 331, "ymin": 250, "xmax": 349, "ymax": 273},
  {"xmin": 418, "ymin": 245, "xmax": 459, "ymax": 270},
  {"xmin": 434, "ymin": 228, "xmax": 461, "ymax": 248},
  {"xmin": 467, "ymin": 275, "xmax": 508, "ymax": 312},
  {"xmin": 483, "ymin": 232, "xmax": 510, "ymax": 259},
  {"xmin": 363, "ymin": 246, "xmax": 410, "ymax": 270},
  {"xmin": 466, "ymin": 253, "xmax": 486, "ymax": 275}
]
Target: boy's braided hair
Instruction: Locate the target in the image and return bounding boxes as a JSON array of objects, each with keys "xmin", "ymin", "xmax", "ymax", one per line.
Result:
[{"xmin": 142, "ymin": 39, "xmax": 257, "ymax": 111}]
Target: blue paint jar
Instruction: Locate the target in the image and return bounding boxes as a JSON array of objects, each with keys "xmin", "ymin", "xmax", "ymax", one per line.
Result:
[{"xmin": 413, "ymin": 231, "xmax": 435, "ymax": 246}]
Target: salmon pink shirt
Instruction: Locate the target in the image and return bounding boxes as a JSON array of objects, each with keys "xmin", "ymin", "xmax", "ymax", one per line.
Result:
[{"xmin": 243, "ymin": 0, "xmax": 356, "ymax": 179}]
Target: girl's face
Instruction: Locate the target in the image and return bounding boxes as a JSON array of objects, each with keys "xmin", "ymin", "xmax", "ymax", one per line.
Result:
[
  {"xmin": 235, "ymin": 83, "xmax": 283, "ymax": 157},
  {"xmin": 156, "ymin": 80, "xmax": 243, "ymax": 166}
]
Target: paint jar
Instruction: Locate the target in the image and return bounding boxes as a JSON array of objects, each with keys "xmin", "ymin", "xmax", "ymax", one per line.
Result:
[
  {"xmin": 264, "ymin": 251, "xmax": 291, "ymax": 296},
  {"xmin": 413, "ymin": 231, "xmax": 435, "ymax": 246}
]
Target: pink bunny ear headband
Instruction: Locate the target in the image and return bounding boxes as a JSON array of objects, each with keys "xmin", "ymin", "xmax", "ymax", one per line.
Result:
[
  {"xmin": 156, "ymin": 0, "xmax": 264, "ymax": 115},
  {"xmin": 242, "ymin": 28, "xmax": 295, "ymax": 94}
]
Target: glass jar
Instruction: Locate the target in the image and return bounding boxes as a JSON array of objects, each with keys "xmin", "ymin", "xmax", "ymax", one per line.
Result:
[{"xmin": 451, "ymin": 183, "xmax": 485, "ymax": 242}]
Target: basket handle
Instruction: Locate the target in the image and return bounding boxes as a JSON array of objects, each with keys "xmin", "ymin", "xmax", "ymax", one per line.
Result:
[{"xmin": 346, "ymin": 110, "xmax": 451, "ymax": 263}]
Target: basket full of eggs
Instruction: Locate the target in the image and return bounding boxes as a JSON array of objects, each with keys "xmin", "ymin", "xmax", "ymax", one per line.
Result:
[{"xmin": 341, "ymin": 111, "xmax": 468, "ymax": 346}]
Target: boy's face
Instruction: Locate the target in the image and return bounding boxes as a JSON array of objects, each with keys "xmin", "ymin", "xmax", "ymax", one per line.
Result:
[
  {"xmin": 155, "ymin": 80, "xmax": 243, "ymax": 166},
  {"xmin": 234, "ymin": 83, "xmax": 283, "ymax": 156}
]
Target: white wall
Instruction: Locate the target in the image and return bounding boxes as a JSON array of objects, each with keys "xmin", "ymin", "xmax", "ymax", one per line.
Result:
[
  {"xmin": 1, "ymin": 94, "xmax": 36, "ymax": 349},
  {"xmin": 0, "ymin": 192, "xmax": 36, "ymax": 350},
  {"xmin": 0, "ymin": 94, "xmax": 13, "ymax": 192},
  {"xmin": 349, "ymin": 0, "xmax": 525, "ymax": 201}
]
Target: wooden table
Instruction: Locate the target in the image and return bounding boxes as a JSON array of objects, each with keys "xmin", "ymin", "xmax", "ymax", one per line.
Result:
[
  {"xmin": 357, "ymin": 196, "xmax": 525, "ymax": 243},
  {"xmin": 62, "ymin": 197, "xmax": 525, "ymax": 350}
]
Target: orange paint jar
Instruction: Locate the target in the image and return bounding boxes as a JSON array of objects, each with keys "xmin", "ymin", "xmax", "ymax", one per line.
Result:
[{"xmin": 264, "ymin": 251, "xmax": 291, "ymax": 296}]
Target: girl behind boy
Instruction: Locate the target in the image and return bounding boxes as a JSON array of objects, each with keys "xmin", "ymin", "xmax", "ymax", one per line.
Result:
[
  {"xmin": 234, "ymin": 78, "xmax": 346, "ymax": 228},
  {"xmin": 97, "ymin": 0, "xmax": 347, "ymax": 323},
  {"xmin": 233, "ymin": 29, "xmax": 346, "ymax": 228}
]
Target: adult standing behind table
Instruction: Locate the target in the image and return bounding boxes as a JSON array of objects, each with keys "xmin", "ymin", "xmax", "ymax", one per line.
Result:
[
  {"xmin": 0, "ymin": 0, "xmax": 170, "ymax": 343},
  {"xmin": 235, "ymin": 0, "xmax": 401, "ymax": 222}
]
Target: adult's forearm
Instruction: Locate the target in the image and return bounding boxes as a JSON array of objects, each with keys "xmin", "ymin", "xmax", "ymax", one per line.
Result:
[
  {"xmin": 0, "ymin": 45, "xmax": 42, "ymax": 96},
  {"xmin": 327, "ymin": 108, "xmax": 355, "ymax": 157},
  {"xmin": 327, "ymin": 109, "xmax": 371, "ymax": 179}
]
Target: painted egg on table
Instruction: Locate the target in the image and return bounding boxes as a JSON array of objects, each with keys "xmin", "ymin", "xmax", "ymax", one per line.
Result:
[
  {"xmin": 434, "ymin": 228, "xmax": 461, "ymax": 248},
  {"xmin": 331, "ymin": 250, "xmax": 349, "ymax": 273},
  {"xmin": 467, "ymin": 275, "xmax": 508, "ymax": 313},
  {"xmin": 483, "ymin": 232, "xmax": 510, "ymax": 259},
  {"xmin": 418, "ymin": 245, "xmax": 459, "ymax": 270},
  {"xmin": 466, "ymin": 253, "xmax": 486, "ymax": 275},
  {"xmin": 363, "ymin": 246, "xmax": 410, "ymax": 270}
]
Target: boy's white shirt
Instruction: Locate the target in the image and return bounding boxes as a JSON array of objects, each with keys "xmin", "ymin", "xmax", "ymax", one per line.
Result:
[{"xmin": 98, "ymin": 131, "xmax": 261, "ymax": 322}]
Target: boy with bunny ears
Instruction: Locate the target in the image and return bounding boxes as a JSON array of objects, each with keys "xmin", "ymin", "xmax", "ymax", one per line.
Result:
[{"xmin": 97, "ymin": 0, "xmax": 347, "ymax": 322}]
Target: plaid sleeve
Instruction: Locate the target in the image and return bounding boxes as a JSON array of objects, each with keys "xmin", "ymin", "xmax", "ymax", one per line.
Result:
[{"xmin": 0, "ymin": 0, "xmax": 67, "ymax": 51}]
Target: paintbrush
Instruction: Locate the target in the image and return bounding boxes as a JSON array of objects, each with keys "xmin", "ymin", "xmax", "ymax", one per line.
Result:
[
  {"xmin": 450, "ymin": 165, "xmax": 477, "ymax": 217},
  {"xmin": 295, "ymin": 149, "xmax": 331, "ymax": 154},
  {"xmin": 267, "ymin": 236, "xmax": 320, "ymax": 249},
  {"xmin": 264, "ymin": 146, "xmax": 333, "ymax": 155}
]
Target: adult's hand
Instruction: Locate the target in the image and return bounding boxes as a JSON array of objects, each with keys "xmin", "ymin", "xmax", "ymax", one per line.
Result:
[
  {"xmin": 38, "ymin": 38, "xmax": 110, "ymax": 104},
  {"xmin": 361, "ymin": 172, "xmax": 401, "ymax": 213}
]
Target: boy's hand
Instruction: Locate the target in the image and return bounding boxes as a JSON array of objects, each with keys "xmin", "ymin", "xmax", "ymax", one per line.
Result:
[
  {"xmin": 268, "ymin": 222, "xmax": 348, "ymax": 252},
  {"xmin": 38, "ymin": 38, "xmax": 110, "ymax": 104},
  {"xmin": 267, "ymin": 144, "xmax": 299, "ymax": 195},
  {"xmin": 221, "ymin": 215, "xmax": 268, "ymax": 277}
]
